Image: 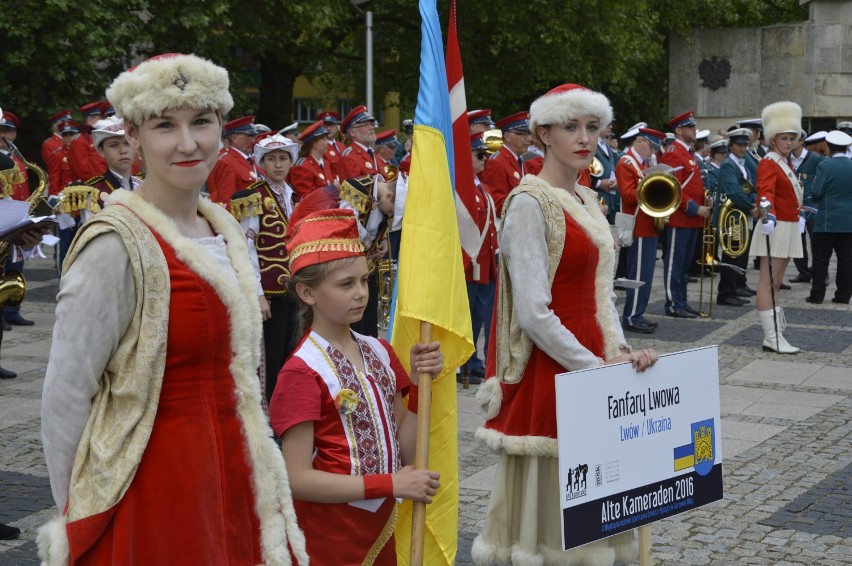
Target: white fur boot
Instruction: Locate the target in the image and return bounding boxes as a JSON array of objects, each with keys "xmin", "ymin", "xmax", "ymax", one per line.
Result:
[{"xmin": 758, "ymin": 307, "xmax": 799, "ymax": 354}]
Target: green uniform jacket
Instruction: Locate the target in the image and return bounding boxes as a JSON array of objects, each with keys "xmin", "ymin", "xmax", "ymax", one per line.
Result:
[{"xmin": 811, "ymin": 156, "xmax": 852, "ymax": 233}]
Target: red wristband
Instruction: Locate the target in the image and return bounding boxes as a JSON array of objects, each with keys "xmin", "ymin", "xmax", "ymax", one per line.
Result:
[
  {"xmin": 407, "ymin": 383, "xmax": 419, "ymax": 414},
  {"xmin": 363, "ymin": 473, "xmax": 395, "ymax": 499}
]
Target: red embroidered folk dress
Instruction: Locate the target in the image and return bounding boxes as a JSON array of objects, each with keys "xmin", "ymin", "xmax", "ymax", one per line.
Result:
[
  {"xmin": 65, "ymin": 231, "xmax": 262, "ymax": 564},
  {"xmin": 270, "ymin": 331, "xmax": 410, "ymax": 565}
]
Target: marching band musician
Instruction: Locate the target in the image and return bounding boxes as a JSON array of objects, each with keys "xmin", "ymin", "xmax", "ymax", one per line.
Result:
[
  {"xmin": 704, "ymin": 138, "xmax": 729, "ymax": 191},
  {"xmin": 207, "ymin": 115, "xmax": 260, "ymax": 204},
  {"xmin": 790, "ymin": 129, "xmax": 825, "ymax": 284},
  {"xmin": 482, "ymin": 111, "xmax": 532, "ymax": 217},
  {"xmin": 463, "ymin": 132, "xmax": 498, "ymax": 384},
  {"xmin": 467, "ymin": 109, "xmax": 494, "ymax": 135},
  {"xmin": 287, "ymin": 119, "xmax": 338, "ymax": 198},
  {"xmin": 67, "ymin": 101, "xmax": 107, "ymax": 183},
  {"xmin": 837, "ymin": 122, "xmax": 852, "ymax": 158},
  {"xmin": 659, "ymin": 111, "xmax": 713, "ymax": 319},
  {"xmin": 46, "ymin": 120, "xmax": 80, "ymax": 197},
  {"xmin": 230, "ymin": 133, "xmax": 300, "ymax": 403},
  {"xmin": 339, "ymin": 105, "xmax": 383, "ymax": 179},
  {"xmin": 749, "ymin": 101, "xmax": 804, "ymax": 354},
  {"xmin": 374, "ymin": 129, "xmax": 399, "ymax": 166},
  {"xmin": 317, "ymin": 111, "xmax": 344, "ymax": 179},
  {"xmin": 41, "ymin": 109, "xmax": 73, "ymax": 168},
  {"xmin": 806, "ymin": 130, "xmax": 852, "ymax": 305},
  {"xmin": 716, "ymin": 128, "xmax": 758, "ymax": 307},
  {"xmin": 618, "ymin": 127, "xmax": 666, "ymax": 334},
  {"xmin": 0, "ymin": 112, "xmax": 29, "ymax": 200}
]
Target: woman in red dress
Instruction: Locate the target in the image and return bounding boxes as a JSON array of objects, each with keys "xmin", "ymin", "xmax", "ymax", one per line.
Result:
[
  {"xmin": 39, "ymin": 54, "xmax": 306, "ymax": 565},
  {"xmin": 471, "ymin": 84, "xmax": 657, "ymax": 565},
  {"xmin": 748, "ymin": 101, "xmax": 804, "ymax": 354}
]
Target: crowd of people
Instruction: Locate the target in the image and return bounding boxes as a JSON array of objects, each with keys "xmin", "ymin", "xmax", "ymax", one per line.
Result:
[{"xmin": 0, "ymin": 47, "xmax": 847, "ymax": 564}]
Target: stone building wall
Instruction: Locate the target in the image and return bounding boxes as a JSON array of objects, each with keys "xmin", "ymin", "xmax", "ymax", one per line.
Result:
[{"xmin": 669, "ymin": 0, "xmax": 852, "ymax": 133}]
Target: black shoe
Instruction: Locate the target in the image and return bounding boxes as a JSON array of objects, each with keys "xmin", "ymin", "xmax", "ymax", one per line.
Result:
[
  {"xmin": 686, "ymin": 276, "xmax": 698, "ymax": 283},
  {"xmin": 735, "ymin": 288, "xmax": 752, "ymax": 298},
  {"xmin": 780, "ymin": 283, "xmax": 792, "ymax": 291},
  {"xmin": 717, "ymin": 296, "xmax": 745, "ymax": 307},
  {"xmin": 805, "ymin": 296, "xmax": 823, "ymax": 304},
  {"xmin": 0, "ymin": 523, "xmax": 20, "ymax": 540},
  {"xmin": 831, "ymin": 298, "xmax": 849, "ymax": 304},
  {"xmin": 456, "ymin": 373, "xmax": 482, "ymax": 385},
  {"xmin": 3, "ymin": 321, "xmax": 10, "ymax": 331},
  {"xmin": 644, "ymin": 320, "xmax": 659, "ymax": 328},
  {"xmin": 6, "ymin": 316, "xmax": 34, "ymax": 326},
  {"xmin": 667, "ymin": 309, "xmax": 697, "ymax": 319},
  {"xmin": 740, "ymin": 285, "xmax": 757, "ymax": 296},
  {"xmin": 471, "ymin": 367, "xmax": 485, "ymax": 379},
  {"xmin": 624, "ymin": 321, "xmax": 655, "ymax": 334},
  {"xmin": 790, "ymin": 274, "xmax": 811, "ymax": 283},
  {"xmin": 683, "ymin": 304, "xmax": 700, "ymax": 316},
  {"xmin": 0, "ymin": 367, "xmax": 16, "ymax": 379}
]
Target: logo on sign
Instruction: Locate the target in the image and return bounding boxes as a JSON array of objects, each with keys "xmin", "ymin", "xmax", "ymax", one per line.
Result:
[{"xmin": 565, "ymin": 463, "xmax": 589, "ymax": 501}]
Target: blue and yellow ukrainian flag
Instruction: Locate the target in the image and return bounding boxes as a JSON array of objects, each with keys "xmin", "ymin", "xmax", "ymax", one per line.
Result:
[{"xmin": 390, "ymin": 0, "xmax": 474, "ymax": 564}]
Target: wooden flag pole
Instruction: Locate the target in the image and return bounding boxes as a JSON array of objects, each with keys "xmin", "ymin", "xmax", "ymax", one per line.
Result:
[
  {"xmin": 409, "ymin": 321, "xmax": 434, "ymax": 566},
  {"xmin": 639, "ymin": 525, "xmax": 653, "ymax": 566}
]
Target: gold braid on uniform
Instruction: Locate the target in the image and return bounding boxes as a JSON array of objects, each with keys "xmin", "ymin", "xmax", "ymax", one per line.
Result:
[
  {"xmin": 229, "ymin": 191, "xmax": 264, "ymax": 221},
  {"xmin": 60, "ymin": 184, "xmax": 103, "ymax": 214},
  {"xmin": 362, "ymin": 504, "xmax": 398, "ymax": 566},
  {"xmin": 339, "ymin": 177, "xmax": 373, "ymax": 214}
]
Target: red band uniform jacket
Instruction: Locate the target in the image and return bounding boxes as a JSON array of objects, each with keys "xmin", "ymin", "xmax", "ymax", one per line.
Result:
[
  {"xmin": 615, "ymin": 148, "xmax": 657, "ymax": 238},
  {"xmin": 660, "ymin": 139, "xmax": 704, "ymax": 228}
]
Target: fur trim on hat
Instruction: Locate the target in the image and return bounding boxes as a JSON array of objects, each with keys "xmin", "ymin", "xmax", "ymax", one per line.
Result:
[
  {"xmin": 761, "ymin": 101, "xmax": 802, "ymax": 143},
  {"xmin": 107, "ymin": 54, "xmax": 233, "ymax": 125},
  {"xmin": 530, "ymin": 88, "xmax": 613, "ymax": 134}
]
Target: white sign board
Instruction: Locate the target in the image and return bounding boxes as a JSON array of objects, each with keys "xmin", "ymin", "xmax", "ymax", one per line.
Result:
[{"xmin": 555, "ymin": 346, "xmax": 723, "ymax": 549}]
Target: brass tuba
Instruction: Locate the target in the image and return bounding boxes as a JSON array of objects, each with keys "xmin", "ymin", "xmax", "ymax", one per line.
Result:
[
  {"xmin": 383, "ymin": 163, "xmax": 399, "ymax": 182},
  {"xmin": 482, "ymin": 129, "xmax": 503, "ymax": 155},
  {"xmin": 717, "ymin": 195, "xmax": 750, "ymax": 258},
  {"xmin": 636, "ymin": 164, "xmax": 682, "ymax": 232},
  {"xmin": 0, "ymin": 141, "xmax": 51, "ymax": 308}
]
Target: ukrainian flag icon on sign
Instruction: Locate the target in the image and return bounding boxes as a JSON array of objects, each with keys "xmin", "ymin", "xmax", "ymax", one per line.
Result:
[
  {"xmin": 673, "ymin": 443, "xmax": 694, "ymax": 472},
  {"xmin": 691, "ymin": 419, "xmax": 715, "ymax": 476}
]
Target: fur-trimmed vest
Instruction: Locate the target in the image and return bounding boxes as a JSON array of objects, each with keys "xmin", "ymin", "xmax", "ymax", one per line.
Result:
[{"xmin": 37, "ymin": 190, "xmax": 307, "ymax": 566}]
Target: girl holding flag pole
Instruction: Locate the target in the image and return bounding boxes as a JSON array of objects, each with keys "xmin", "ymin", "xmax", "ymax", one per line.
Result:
[{"xmin": 270, "ymin": 202, "xmax": 443, "ymax": 565}]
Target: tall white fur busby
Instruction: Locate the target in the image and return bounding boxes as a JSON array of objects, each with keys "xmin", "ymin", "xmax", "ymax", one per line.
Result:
[
  {"xmin": 761, "ymin": 101, "xmax": 802, "ymax": 143},
  {"xmin": 529, "ymin": 83, "xmax": 613, "ymax": 134},
  {"xmin": 106, "ymin": 53, "xmax": 233, "ymax": 125}
]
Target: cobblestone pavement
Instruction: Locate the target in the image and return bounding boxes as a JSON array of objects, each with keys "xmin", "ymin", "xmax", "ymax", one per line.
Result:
[{"xmin": 1, "ymin": 253, "xmax": 849, "ymax": 565}]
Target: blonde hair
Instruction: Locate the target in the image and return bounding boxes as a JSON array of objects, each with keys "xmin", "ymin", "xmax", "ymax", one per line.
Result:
[{"xmin": 287, "ymin": 256, "xmax": 363, "ymax": 334}]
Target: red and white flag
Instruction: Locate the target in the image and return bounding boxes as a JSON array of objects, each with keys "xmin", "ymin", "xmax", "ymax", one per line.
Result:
[{"xmin": 445, "ymin": 0, "xmax": 480, "ymax": 260}]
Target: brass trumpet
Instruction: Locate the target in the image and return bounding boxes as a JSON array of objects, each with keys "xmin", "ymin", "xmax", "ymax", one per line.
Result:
[
  {"xmin": 588, "ymin": 157, "xmax": 604, "ymax": 178},
  {"xmin": 482, "ymin": 129, "xmax": 503, "ymax": 155},
  {"xmin": 636, "ymin": 164, "xmax": 682, "ymax": 232},
  {"xmin": 376, "ymin": 229, "xmax": 396, "ymax": 330}
]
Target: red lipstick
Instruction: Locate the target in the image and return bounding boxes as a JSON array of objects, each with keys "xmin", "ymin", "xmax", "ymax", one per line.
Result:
[
  {"xmin": 575, "ymin": 150, "xmax": 591, "ymax": 156},
  {"xmin": 174, "ymin": 160, "xmax": 202, "ymax": 167}
]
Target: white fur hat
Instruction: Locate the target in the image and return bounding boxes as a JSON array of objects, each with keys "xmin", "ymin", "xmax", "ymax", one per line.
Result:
[
  {"xmin": 761, "ymin": 101, "xmax": 802, "ymax": 143},
  {"xmin": 254, "ymin": 134, "xmax": 298, "ymax": 164},
  {"xmin": 529, "ymin": 83, "xmax": 613, "ymax": 133},
  {"xmin": 106, "ymin": 53, "xmax": 233, "ymax": 125},
  {"xmin": 91, "ymin": 116, "xmax": 126, "ymax": 148}
]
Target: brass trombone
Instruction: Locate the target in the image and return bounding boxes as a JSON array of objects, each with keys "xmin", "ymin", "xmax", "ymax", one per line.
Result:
[{"xmin": 698, "ymin": 190, "xmax": 717, "ymax": 317}]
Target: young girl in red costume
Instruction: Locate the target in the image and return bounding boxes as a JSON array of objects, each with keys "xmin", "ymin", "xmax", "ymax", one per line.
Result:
[{"xmin": 270, "ymin": 205, "xmax": 442, "ymax": 565}]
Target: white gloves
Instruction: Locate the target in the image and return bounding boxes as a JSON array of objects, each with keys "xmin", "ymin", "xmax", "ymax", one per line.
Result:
[
  {"xmin": 798, "ymin": 216, "xmax": 806, "ymax": 234},
  {"xmin": 761, "ymin": 219, "xmax": 776, "ymax": 236}
]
